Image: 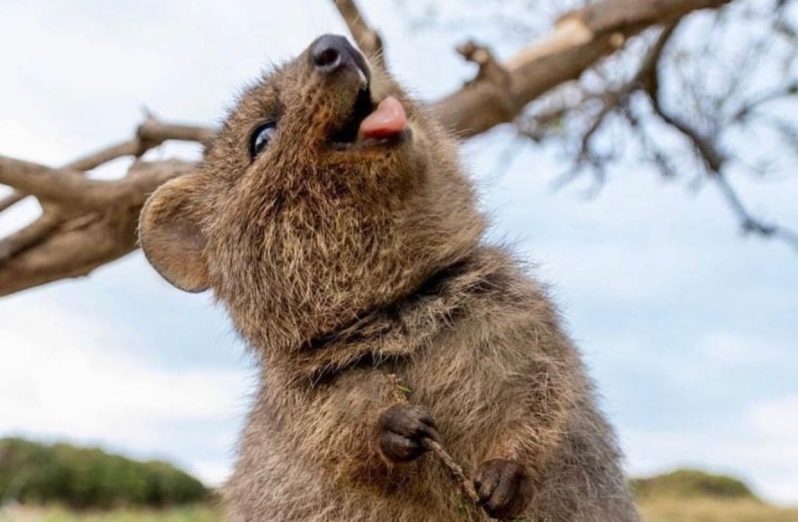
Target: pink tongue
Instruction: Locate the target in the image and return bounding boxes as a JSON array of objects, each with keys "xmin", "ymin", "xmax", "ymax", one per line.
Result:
[{"xmin": 359, "ymin": 96, "xmax": 407, "ymax": 139}]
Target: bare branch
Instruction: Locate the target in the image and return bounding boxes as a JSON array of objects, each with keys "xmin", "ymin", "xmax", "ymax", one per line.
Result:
[
  {"xmin": 0, "ymin": 211, "xmax": 61, "ymax": 263},
  {"xmin": 0, "ymin": 117, "xmax": 212, "ymax": 212},
  {"xmin": 0, "ymin": 156, "xmax": 120, "ymax": 207},
  {"xmin": 135, "ymin": 117, "xmax": 215, "ymax": 152},
  {"xmin": 432, "ymin": 0, "xmax": 733, "ymax": 138},
  {"xmin": 0, "ymin": 112, "xmax": 209, "ymax": 296},
  {"xmin": 521, "ymin": 22, "xmax": 679, "ymax": 170},
  {"xmin": 713, "ymin": 174, "xmax": 798, "ymax": 251},
  {"xmin": 732, "ymin": 82, "xmax": 798, "ymax": 122},
  {"xmin": 635, "ymin": 22, "xmax": 680, "ymax": 91},
  {"xmin": 512, "ymin": 11, "xmax": 798, "ymax": 253},
  {"xmin": 456, "ymin": 40, "xmax": 511, "ymax": 89},
  {"xmin": 0, "ymin": 159, "xmax": 195, "ymax": 296},
  {"xmin": 0, "ymin": 192, "xmax": 25, "ymax": 213},
  {"xmin": 642, "ymin": 23, "xmax": 727, "ymax": 174},
  {"xmin": 639, "ymin": 22, "xmax": 798, "ymax": 250},
  {"xmin": 0, "ymin": 156, "xmax": 191, "ymax": 209},
  {"xmin": 0, "ymin": 210, "xmax": 138, "ymax": 297}
]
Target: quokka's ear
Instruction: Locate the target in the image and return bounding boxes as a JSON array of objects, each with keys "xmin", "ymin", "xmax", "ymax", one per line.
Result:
[{"xmin": 139, "ymin": 174, "xmax": 209, "ymax": 293}]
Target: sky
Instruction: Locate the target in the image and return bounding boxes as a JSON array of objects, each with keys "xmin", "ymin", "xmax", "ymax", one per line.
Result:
[{"xmin": 1, "ymin": 0, "xmax": 797, "ymax": 505}]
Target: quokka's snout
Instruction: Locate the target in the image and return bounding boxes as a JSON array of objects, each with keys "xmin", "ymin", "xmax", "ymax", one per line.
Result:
[{"xmin": 309, "ymin": 34, "xmax": 371, "ymax": 88}]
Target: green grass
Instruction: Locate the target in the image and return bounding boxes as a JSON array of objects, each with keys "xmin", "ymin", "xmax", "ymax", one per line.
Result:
[
  {"xmin": 0, "ymin": 438, "xmax": 207, "ymax": 509},
  {"xmin": 639, "ymin": 498, "xmax": 798, "ymax": 522},
  {"xmin": 631, "ymin": 469, "xmax": 755, "ymax": 501},
  {"xmin": 4, "ymin": 499, "xmax": 798, "ymax": 522},
  {"xmin": 5, "ymin": 466, "xmax": 798, "ymax": 522},
  {"xmin": 0, "ymin": 505, "xmax": 221, "ymax": 522},
  {"xmin": 632, "ymin": 469, "xmax": 798, "ymax": 521}
]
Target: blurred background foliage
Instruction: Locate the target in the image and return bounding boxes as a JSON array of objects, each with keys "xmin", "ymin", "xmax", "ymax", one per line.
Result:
[{"xmin": 0, "ymin": 438, "xmax": 207, "ymax": 510}]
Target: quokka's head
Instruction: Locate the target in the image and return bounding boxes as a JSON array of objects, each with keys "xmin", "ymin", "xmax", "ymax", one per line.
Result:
[{"xmin": 140, "ymin": 35, "xmax": 485, "ymax": 349}]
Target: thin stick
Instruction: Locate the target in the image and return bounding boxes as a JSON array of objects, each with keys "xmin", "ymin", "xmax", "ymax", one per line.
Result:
[
  {"xmin": 424, "ymin": 439, "xmax": 480, "ymax": 506},
  {"xmin": 388, "ymin": 373, "xmax": 482, "ymax": 508}
]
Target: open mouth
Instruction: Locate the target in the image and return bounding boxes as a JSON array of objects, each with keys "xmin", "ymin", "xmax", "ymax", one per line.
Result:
[{"xmin": 329, "ymin": 84, "xmax": 410, "ymax": 150}]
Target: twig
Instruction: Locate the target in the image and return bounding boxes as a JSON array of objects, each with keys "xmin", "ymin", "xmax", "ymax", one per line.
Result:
[
  {"xmin": 388, "ymin": 374, "xmax": 482, "ymax": 512},
  {"xmin": 423, "ymin": 439, "xmax": 481, "ymax": 506},
  {"xmin": 641, "ymin": 22, "xmax": 798, "ymax": 251},
  {"xmin": 457, "ymin": 40, "xmax": 511, "ymax": 90},
  {"xmin": 0, "ymin": 117, "xmax": 213, "ymax": 212},
  {"xmin": 515, "ymin": 16, "xmax": 797, "ymax": 252},
  {"xmin": 732, "ymin": 82, "xmax": 798, "ymax": 122},
  {"xmin": 713, "ymin": 174, "xmax": 798, "ymax": 251},
  {"xmin": 433, "ymin": 0, "xmax": 733, "ymax": 137}
]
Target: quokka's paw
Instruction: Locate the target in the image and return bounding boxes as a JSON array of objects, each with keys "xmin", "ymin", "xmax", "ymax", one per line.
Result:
[
  {"xmin": 377, "ymin": 404, "xmax": 440, "ymax": 463},
  {"xmin": 474, "ymin": 458, "xmax": 532, "ymax": 520}
]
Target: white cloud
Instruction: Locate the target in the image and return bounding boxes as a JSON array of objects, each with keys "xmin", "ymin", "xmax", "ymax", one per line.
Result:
[
  {"xmin": 746, "ymin": 396, "xmax": 798, "ymax": 502},
  {"xmin": 750, "ymin": 396, "xmax": 798, "ymax": 438},
  {"xmin": 613, "ymin": 332, "xmax": 798, "ymax": 505},
  {"xmin": 625, "ymin": 412, "xmax": 798, "ymax": 506},
  {"xmin": 0, "ymin": 299, "xmax": 252, "ymax": 485}
]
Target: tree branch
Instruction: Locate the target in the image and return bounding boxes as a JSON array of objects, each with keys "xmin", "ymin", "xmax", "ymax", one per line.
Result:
[
  {"xmin": 0, "ymin": 211, "xmax": 61, "ymax": 263},
  {"xmin": 456, "ymin": 40, "xmax": 511, "ymax": 89},
  {"xmin": 639, "ymin": 23, "xmax": 798, "ymax": 251},
  {"xmin": 0, "ymin": 157, "xmax": 123, "ymax": 208},
  {"xmin": 0, "ymin": 117, "xmax": 204, "ymax": 297},
  {"xmin": 0, "ymin": 117, "xmax": 213, "ymax": 212},
  {"xmin": 431, "ymin": 0, "xmax": 733, "ymax": 138},
  {"xmin": 0, "ymin": 210, "xmax": 139, "ymax": 296},
  {"xmin": 518, "ymin": 22, "xmax": 679, "ymax": 169},
  {"xmin": 0, "ymin": 192, "xmax": 25, "ymax": 213},
  {"xmin": 513, "ymin": 13, "xmax": 798, "ymax": 252},
  {"xmin": 0, "ymin": 156, "xmax": 193, "ymax": 209},
  {"xmin": 732, "ymin": 82, "xmax": 798, "ymax": 122}
]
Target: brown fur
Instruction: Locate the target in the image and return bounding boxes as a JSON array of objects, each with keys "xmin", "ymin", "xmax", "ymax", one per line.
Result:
[{"xmin": 139, "ymin": 36, "xmax": 640, "ymax": 521}]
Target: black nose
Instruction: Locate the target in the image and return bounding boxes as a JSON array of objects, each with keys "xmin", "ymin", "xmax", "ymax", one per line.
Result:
[{"xmin": 311, "ymin": 34, "xmax": 370, "ymax": 82}]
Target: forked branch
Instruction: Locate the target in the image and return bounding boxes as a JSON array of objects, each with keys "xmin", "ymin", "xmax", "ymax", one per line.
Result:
[{"xmin": 0, "ymin": 114, "xmax": 207, "ymax": 296}]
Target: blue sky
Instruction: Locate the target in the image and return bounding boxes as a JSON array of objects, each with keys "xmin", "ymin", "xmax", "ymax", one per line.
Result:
[{"xmin": 1, "ymin": 0, "xmax": 797, "ymax": 505}]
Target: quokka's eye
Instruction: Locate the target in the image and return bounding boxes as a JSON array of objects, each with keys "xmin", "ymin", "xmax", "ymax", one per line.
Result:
[{"xmin": 250, "ymin": 122, "xmax": 277, "ymax": 158}]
